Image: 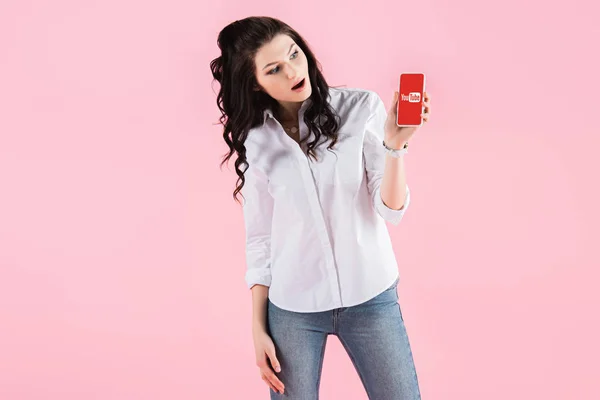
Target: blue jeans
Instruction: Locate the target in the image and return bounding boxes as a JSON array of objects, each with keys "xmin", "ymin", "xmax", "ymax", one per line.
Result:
[{"xmin": 266, "ymin": 277, "xmax": 421, "ymax": 399}]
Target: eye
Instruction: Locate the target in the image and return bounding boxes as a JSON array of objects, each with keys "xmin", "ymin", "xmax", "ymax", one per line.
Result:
[{"xmin": 267, "ymin": 50, "xmax": 300, "ymax": 75}]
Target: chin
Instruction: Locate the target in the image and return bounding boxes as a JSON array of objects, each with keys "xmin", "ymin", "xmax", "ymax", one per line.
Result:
[{"xmin": 295, "ymin": 85, "xmax": 312, "ymax": 101}]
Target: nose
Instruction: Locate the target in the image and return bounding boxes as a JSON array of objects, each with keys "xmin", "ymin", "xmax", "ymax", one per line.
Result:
[{"xmin": 283, "ymin": 63, "xmax": 298, "ymax": 79}]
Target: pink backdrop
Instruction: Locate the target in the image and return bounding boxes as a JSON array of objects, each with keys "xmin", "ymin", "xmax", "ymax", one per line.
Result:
[{"xmin": 1, "ymin": 1, "xmax": 598, "ymax": 399}]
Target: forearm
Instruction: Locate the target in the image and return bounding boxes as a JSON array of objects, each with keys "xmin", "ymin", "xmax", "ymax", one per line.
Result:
[
  {"xmin": 251, "ymin": 284, "xmax": 270, "ymax": 333},
  {"xmin": 380, "ymin": 136, "xmax": 408, "ymax": 210}
]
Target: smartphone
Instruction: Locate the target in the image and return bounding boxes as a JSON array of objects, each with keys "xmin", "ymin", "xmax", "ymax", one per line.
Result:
[{"xmin": 396, "ymin": 73, "xmax": 426, "ymax": 127}]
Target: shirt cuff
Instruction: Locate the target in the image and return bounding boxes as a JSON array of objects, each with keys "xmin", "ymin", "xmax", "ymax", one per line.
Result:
[
  {"xmin": 245, "ymin": 267, "xmax": 272, "ymax": 289},
  {"xmin": 374, "ymin": 184, "xmax": 411, "ymax": 226}
]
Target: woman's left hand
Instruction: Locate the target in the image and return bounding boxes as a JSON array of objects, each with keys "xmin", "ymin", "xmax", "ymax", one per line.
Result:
[{"xmin": 383, "ymin": 91, "xmax": 430, "ymax": 148}]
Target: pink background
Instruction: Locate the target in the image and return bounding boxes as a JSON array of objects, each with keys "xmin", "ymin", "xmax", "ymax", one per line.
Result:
[{"xmin": 1, "ymin": 1, "xmax": 598, "ymax": 399}]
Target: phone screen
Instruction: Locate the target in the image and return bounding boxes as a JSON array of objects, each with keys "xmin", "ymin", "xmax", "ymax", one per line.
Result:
[{"xmin": 397, "ymin": 73, "xmax": 425, "ymax": 127}]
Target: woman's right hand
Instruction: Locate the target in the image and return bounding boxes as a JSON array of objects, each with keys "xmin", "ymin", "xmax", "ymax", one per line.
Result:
[{"xmin": 253, "ymin": 328, "xmax": 285, "ymax": 394}]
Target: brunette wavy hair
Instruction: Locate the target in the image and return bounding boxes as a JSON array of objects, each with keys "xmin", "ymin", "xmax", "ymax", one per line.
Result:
[{"xmin": 210, "ymin": 16, "xmax": 341, "ymax": 203}]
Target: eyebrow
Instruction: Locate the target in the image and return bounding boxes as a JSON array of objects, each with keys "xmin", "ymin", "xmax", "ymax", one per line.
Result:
[{"xmin": 262, "ymin": 43, "xmax": 296, "ymax": 70}]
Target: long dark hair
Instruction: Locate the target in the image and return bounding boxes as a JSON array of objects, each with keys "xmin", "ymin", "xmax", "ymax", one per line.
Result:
[{"xmin": 210, "ymin": 16, "xmax": 340, "ymax": 203}]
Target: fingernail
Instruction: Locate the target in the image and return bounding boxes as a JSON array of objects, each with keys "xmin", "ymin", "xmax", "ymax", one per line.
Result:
[{"xmin": 275, "ymin": 366, "xmax": 281, "ymax": 372}]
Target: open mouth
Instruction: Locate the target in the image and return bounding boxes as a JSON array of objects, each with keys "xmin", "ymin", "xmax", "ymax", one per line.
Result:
[{"xmin": 292, "ymin": 78, "xmax": 306, "ymax": 91}]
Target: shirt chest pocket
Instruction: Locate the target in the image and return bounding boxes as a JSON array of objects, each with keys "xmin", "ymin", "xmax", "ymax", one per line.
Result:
[
  {"xmin": 310, "ymin": 133, "xmax": 364, "ymax": 189},
  {"xmin": 264, "ymin": 153, "xmax": 304, "ymax": 196}
]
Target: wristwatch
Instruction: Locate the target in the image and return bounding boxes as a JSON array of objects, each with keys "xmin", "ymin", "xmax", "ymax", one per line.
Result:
[{"xmin": 382, "ymin": 140, "xmax": 408, "ymax": 158}]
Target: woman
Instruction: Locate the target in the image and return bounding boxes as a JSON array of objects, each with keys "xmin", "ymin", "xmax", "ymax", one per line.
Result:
[{"xmin": 210, "ymin": 16, "xmax": 430, "ymax": 400}]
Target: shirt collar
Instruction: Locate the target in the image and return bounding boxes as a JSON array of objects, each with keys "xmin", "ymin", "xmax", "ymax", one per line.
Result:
[{"xmin": 263, "ymin": 97, "xmax": 313, "ymax": 124}]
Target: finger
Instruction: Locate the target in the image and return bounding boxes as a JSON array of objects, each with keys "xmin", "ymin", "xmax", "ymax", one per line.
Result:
[
  {"xmin": 265, "ymin": 349, "xmax": 285, "ymax": 392},
  {"xmin": 424, "ymin": 91, "xmax": 430, "ymax": 102},
  {"xmin": 264, "ymin": 366, "xmax": 285, "ymax": 387},
  {"xmin": 266, "ymin": 349, "xmax": 281, "ymax": 373},
  {"xmin": 264, "ymin": 369, "xmax": 285, "ymax": 394},
  {"xmin": 389, "ymin": 91, "xmax": 399, "ymax": 114},
  {"xmin": 261, "ymin": 369, "xmax": 284, "ymax": 393},
  {"xmin": 261, "ymin": 375, "xmax": 278, "ymax": 393}
]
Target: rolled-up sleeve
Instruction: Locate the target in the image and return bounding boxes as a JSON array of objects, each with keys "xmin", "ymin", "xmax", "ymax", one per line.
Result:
[
  {"xmin": 241, "ymin": 162, "xmax": 274, "ymax": 289},
  {"xmin": 363, "ymin": 91, "xmax": 411, "ymax": 226}
]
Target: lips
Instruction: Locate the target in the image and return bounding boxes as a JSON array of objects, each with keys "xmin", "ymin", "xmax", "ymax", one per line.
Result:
[{"xmin": 292, "ymin": 78, "xmax": 305, "ymax": 90}]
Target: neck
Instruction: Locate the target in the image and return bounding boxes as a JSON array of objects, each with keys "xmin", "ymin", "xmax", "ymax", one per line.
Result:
[{"xmin": 276, "ymin": 100, "xmax": 303, "ymax": 125}]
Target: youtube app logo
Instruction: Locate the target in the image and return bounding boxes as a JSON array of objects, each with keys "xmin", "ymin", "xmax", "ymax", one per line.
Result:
[{"xmin": 401, "ymin": 92, "xmax": 421, "ymax": 103}]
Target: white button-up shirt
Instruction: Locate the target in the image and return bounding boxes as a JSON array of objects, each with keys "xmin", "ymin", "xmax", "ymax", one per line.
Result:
[{"xmin": 242, "ymin": 87, "xmax": 410, "ymax": 313}]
